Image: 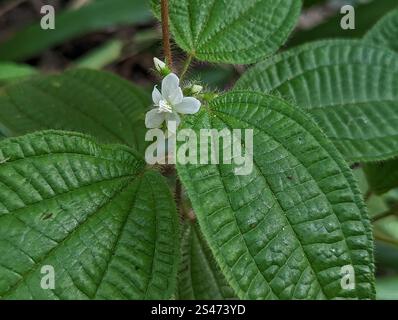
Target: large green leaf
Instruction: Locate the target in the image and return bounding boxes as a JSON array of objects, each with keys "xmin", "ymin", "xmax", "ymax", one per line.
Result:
[
  {"xmin": 236, "ymin": 40, "xmax": 398, "ymax": 162},
  {"xmin": 177, "ymin": 223, "xmax": 236, "ymax": 300},
  {"xmin": 362, "ymin": 8, "xmax": 398, "ymax": 195},
  {"xmin": 177, "ymin": 91, "xmax": 374, "ymax": 299},
  {"xmin": 0, "ymin": 69, "xmax": 150, "ymax": 153},
  {"xmin": 364, "ymin": 7, "xmax": 398, "ymax": 53},
  {"xmin": 0, "ymin": 0, "xmax": 152, "ymax": 61},
  {"xmin": 152, "ymin": 0, "xmax": 302, "ymax": 64},
  {"xmin": 0, "ymin": 131, "xmax": 179, "ymax": 299}
]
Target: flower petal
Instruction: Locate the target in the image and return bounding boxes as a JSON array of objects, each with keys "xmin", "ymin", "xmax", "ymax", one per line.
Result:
[
  {"xmin": 162, "ymin": 73, "xmax": 183, "ymax": 104},
  {"xmin": 165, "ymin": 112, "xmax": 181, "ymax": 133},
  {"xmin": 152, "ymin": 86, "xmax": 162, "ymax": 105},
  {"xmin": 145, "ymin": 109, "xmax": 165, "ymax": 128},
  {"xmin": 174, "ymin": 97, "xmax": 201, "ymax": 114},
  {"xmin": 170, "ymin": 87, "xmax": 184, "ymax": 105}
]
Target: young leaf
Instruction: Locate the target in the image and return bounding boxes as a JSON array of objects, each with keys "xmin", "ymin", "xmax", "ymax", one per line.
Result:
[
  {"xmin": 0, "ymin": 131, "xmax": 179, "ymax": 299},
  {"xmin": 363, "ymin": 159, "xmax": 398, "ymax": 195},
  {"xmin": 0, "ymin": 0, "xmax": 152, "ymax": 61},
  {"xmin": 364, "ymin": 7, "xmax": 398, "ymax": 53},
  {"xmin": 177, "ymin": 91, "xmax": 375, "ymax": 299},
  {"xmin": 0, "ymin": 69, "xmax": 150, "ymax": 153},
  {"xmin": 177, "ymin": 223, "xmax": 237, "ymax": 300},
  {"xmin": 236, "ymin": 40, "xmax": 398, "ymax": 162},
  {"xmin": 151, "ymin": 0, "xmax": 302, "ymax": 64}
]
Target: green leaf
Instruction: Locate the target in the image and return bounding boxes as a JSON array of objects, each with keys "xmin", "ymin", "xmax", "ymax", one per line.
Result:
[
  {"xmin": 0, "ymin": 62, "xmax": 37, "ymax": 85},
  {"xmin": 289, "ymin": 0, "xmax": 398, "ymax": 47},
  {"xmin": 0, "ymin": 0, "xmax": 152, "ymax": 61},
  {"xmin": 0, "ymin": 69, "xmax": 150, "ymax": 153},
  {"xmin": 375, "ymin": 241, "xmax": 398, "ymax": 271},
  {"xmin": 236, "ymin": 40, "xmax": 398, "ymax": 162},
  {"xmin": 363, "ymin": 159, "xmax": 398, "ymax": 195},
  {"xmin": 152, "ymin": 0, "xmax": 302, "ymax": 64},
  {"xmin": 364, "ymin": 7, "xmax": 398, "ymax": 53},
  {"xmin": 75, "ymin": 40, "xmax": 123, "ymax": 69},
  {"xmin": 177, "ymin": 223, "xmax": 237, "ymax": 300},
  {"xmin": 176, "ymin": 91, "xmax": 375, "ymax": 299},
  {"xmin": 0, "ymin": 130, "xmax": 179, "ymax": 299},
  {"xmin": 374, "ymin": 213, "xmax": 398, "ymax": 245},
  {"xmin": 362, "ymin": 8, "xmax": 398, "ymax": 196}
]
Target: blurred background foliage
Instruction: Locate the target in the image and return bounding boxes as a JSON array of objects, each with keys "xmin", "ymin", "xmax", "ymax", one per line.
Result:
[{"xmin": 0, "ymin": 0, "xmax": 398, "ymax": 299}]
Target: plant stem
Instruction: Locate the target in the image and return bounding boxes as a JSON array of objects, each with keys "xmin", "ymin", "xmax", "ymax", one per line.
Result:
[
  {"xmin": 180, "ymin": 54, "xmax": 193, "ymax": 81},
  {"xmin": 161, "ymin": 0, "xmax": 173, "ymax": 68}
]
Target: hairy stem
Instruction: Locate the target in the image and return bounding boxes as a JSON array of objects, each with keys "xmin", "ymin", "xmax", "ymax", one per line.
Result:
[{"xmin": 161, "ymin": 0, "xmax": 173, "ymax": 68}]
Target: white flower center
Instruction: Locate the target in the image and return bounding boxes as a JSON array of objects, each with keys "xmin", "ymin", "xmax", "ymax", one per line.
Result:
[{"xmin": 158, "ymin": 99, "xmax": 173, "ymax": 113}]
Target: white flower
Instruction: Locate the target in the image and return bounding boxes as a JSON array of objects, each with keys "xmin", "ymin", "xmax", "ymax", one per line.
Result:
[
  {"xmin": 153, "ymin": 57, "xmax": 166, "ymax": 72},
  {"xmin": 145, "ymin": 73, "xmax": 201, "ymax": 133}
]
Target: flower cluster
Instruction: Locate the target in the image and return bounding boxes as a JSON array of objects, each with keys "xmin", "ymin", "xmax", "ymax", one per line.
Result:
[{"xmin": 145, "ymin": 58, "xmax": 201, "ymax": 133}]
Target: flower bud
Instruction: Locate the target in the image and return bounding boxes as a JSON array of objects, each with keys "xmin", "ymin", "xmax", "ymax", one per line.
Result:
[
  {"xmin": 191, "ymin": 84, "xmax": 203, "ymax": 94},
  {"xmin": 154, "ymin": 57, "xmax": 166, "ymax": 71},
  {"xmin": 153, "ymin": 57, "xmax": 171, "ymax": 76}
]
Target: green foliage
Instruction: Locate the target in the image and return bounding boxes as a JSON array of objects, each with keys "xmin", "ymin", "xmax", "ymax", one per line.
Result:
[
  {"xmin": 289, "ymin": 0, "xmax": 398, "ymax": 47},
  {"xmin": 177, "ymin": 223, "xmax": 236, "ymax": 300},
  {"xmin": 0, "ymin": 0, "xmax": 152, "ymax": 61},
  {"xmin": 363, "ymin": 160, "xmax": 398, "ymax": 195},
  {"xmin": 176, "ymin": 92, "xmax": 374, "ymax": 299},
  {"xmin": 236, "ymin": 40, "xmax": 398, "ymax": 162},
  {"xmin": 0, "ymin": 69, "xmax": 150, "ymax": 153},
  {"xmin": 375, "ymin": 242, "xmax": 398, "ymax": 271},
  {"xmin": 4, "ymin": 0, "xmax": 398, "ymax": 301},
  {"xmin": 0, "ymin": 63, "xmax": 37, "ymax": 85},
  {"xmin": 0, "ymin": 131, "xmax": 180, "ymax": 299},
  {"xmin": 365, "ymin": 7, "xmax": 398, "ymax": 53},
  {"xmin": 362, "ymin": 7, "xmax": 398, "ymax": 196},
  {"xmin": 74, "ymin": 40, "xmax": 123, "ymax": 70},
  {"xmin": 151, "ymin": 0, "xmax": 302, "ymax": 64}
]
